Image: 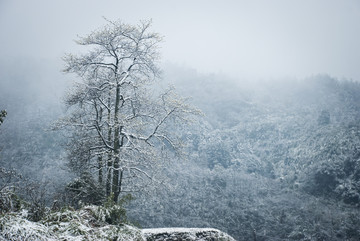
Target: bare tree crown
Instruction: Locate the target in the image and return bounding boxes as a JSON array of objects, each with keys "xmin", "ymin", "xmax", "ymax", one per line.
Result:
[{"xmin": 60, "ymin": 19, "xmax": 199, "ymax": 203}]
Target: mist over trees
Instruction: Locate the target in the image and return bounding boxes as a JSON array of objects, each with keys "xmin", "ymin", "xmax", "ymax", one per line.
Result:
[
  {"xmin": 128, "ymin": 69, "xmax": 360, "ymax": 240},
  {"xmin": 1, "ymin": 19, "xmax": 360, "ymax": 240}
]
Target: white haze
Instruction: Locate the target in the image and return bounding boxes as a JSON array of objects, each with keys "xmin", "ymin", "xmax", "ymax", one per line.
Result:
[{"xmin": 0, "ymin": 0, "xmax": 360, "ymax": 81}]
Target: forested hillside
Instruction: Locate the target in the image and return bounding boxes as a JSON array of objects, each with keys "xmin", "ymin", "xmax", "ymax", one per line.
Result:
[
  {"xmin": 1, "ymin": 64, "xmax": 360, "ymax": 240},
  {"xmin": 1, "ymin": 1, "xmax": 360, "ymax": 240},
  {"xmin": 128, "ymin": 69, "xmax": 360, "ymax": 240},
  {"xmin": 0, "ymin": 60, "xmax": 69, "ymax": 206}
]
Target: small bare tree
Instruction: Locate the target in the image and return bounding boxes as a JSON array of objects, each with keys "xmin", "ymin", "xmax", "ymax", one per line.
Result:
[{"xmin": 59, "ymin": 19, "xmax": 199, "ymax": 203}]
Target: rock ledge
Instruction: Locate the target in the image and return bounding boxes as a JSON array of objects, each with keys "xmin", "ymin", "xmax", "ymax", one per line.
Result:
[{"xmin": 142, "ymin": 227, "xmax": 236, "ymax": 241}]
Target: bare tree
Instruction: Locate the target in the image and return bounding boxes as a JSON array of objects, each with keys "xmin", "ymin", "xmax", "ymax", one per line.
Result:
[{"xmin": 59, "ymin": 19, "xmax": 199, "ymax": 203}]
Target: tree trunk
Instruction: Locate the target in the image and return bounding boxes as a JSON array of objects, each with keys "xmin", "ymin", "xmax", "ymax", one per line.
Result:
[
  {"xmin": 96, "ymin": 104, "xmax": 104, "ymax": 187},
  {"xmin": 112, "ymin": 154, "xmax": 120, "ymax": 202},
  {"xmin": 106, "ymin": 158, "xmax": 112, "ymax": 197},
  {"xmin": 98, "ymin": 156, "xmax": 103, "ymax": 185},
  {"xmin": 106, "ymin": 95, "xmax": 112, "ymax": 197},
  {"xmin": 113, "ymin": 132, "xmax": 124, "ymax": 202},
  {"xmin": 112, "ymin": 83, "xmax": 121, "ymax": 202},
  {"xmin": 119, "ymin": 169, "xmax": 123, "ymax": 194}
]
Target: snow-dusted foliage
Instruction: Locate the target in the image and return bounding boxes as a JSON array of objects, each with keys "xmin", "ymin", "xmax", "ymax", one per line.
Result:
[
  {"xmin": 127, "ymin": 73, "xmax": 360, "ymax": 240},
  {"xmin": 0, "ymin": 211, "xmax": 54, "ymax": 241},
  {"xmin": 0, "ymin": 206, "xmax": 236, "ymax": 241},
  {"xmin": 0, "ymin": 168, "xmax": 22, "ymax": 215},
  {"xmin": 0, "ymin": 206, "xmax": 143, "ymax": 241}
]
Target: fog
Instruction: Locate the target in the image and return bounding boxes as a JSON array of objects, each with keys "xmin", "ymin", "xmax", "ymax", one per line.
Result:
[
  {"xmin": 1, "ymin": 1, "xmax": 360, "ymax": 240},
  {"xmin": 1, "ymin": 0, "xmax": 360, "ymax": 81}
]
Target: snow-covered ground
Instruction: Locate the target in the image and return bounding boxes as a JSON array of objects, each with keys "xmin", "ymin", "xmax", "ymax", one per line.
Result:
[
  {"xmin": 0, "ymin": 207, "xmax": 236, "ymax": 241},
  {"xmin": 0, "ymin": 207, "xmax": 143, "ymax": 241}
]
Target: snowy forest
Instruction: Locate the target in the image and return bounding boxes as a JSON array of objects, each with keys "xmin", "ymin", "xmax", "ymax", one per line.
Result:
[{"xmin": 1, "ymin": 2, "xmax": 360, "ymax": 240}]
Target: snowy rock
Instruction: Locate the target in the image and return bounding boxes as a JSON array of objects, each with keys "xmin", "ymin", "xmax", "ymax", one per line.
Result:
[{"xmin": 142, "ymin": 227, "xmax": 236, "ymax": 241}]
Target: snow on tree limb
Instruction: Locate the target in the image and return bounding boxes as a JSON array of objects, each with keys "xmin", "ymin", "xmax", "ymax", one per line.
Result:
[{"xmin": 59, "ymin": 19, "xmax": 200, "ymax": 203}]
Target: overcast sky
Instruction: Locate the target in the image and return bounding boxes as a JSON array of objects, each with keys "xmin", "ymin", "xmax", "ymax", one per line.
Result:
[{"xmin": 1, "ymin": 0, "xmax": 360, "ymax": 81}]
